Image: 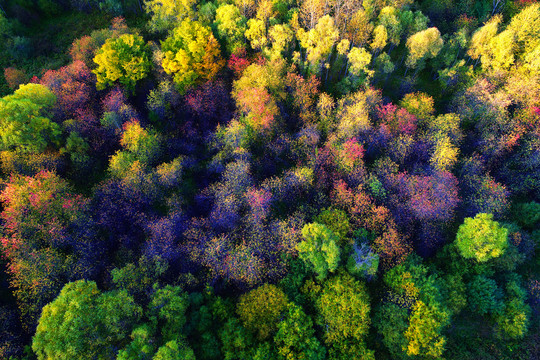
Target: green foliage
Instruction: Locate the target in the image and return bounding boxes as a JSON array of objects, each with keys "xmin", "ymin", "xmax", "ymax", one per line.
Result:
[
  {"xmin": 494, "ymin": 277, "xmax": 531, "ymax": 340},
  {"xmin": 274, "ymin": 303, "xmax": 326, "ymax": 360},
  {"xmin": 32, "ymin": 280, "xmax": 141, "ymax": 360},
  {"xmin": 314, "ymin": 208, "xmax": 351, "ymax": 242},
  {"xmin": 315, "ymin": 272, "xmax": 373, "ymax": 358},
  {"xmin": 237, "ymin": 284, "xmax": 288, "ymax": 340},
  {"xmin": 467, "ymin": 275, "xmax": 503, "ymax": 315},
  {"xmin": 298, "ymin": 223, "xmax": 341, "ymax": 280},
  {"xmin": 93, "ymin": 33, "xmax": 152, "ymax": 92},
  {"xmin": 0, "ymin": 84, "xmax": 60, "ymax": 154},
  {"xmin": 455, "ymin": 213, "xmax": 509, "ymax": 263},
  {"xmin": 153, "ymin": 340, "xmax": 196, "ymax": 360},
  {"xmin": 512, "ymin": 202, "xmax": 540, "ymax": 230},
  {"xmin": 219, "ymin": 318, "xmax": 256, "ymax": 360},
  {"xmin": 404, "ymin": 300, "xmax": 449, "ymax": 358},
  {"xmin": 374, "ymin": 303, "xmax": 409, "ymax": 359},
  {"xmin": 109, "ymin": 121, "xmax": 161, "ymax": 177}
]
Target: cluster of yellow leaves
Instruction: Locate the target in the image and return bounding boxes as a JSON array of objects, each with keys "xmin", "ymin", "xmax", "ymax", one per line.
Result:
[
  {"xmin": 93, "ymin": 34, "xmax": 151, "ymax": 92},
  {"xmin": 161, "ymin": 20, "xmax": 224, "ymax": 94}
]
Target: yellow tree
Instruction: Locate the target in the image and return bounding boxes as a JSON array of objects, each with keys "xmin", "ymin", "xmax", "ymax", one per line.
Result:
[
  {"xmin": 298, "ymin": 15, "xmax": 339, "ymax": 75},
  {"xmin": 161, "ymin": 20, "xmax": 224, "ymax": 94},
  {"xmin": 93, "ymin": 34, "xmax": 152, "ymax": 92},
  {"xmin": 299, "ymin": 0, "xmax": 329, "ymax": 30},
  {"xmin": 370, "ymin": 25, "xmax": 388, "ymax": 53},
  {"xmin": 267, "ymin": 24, "xmax": 294, "ymax": 60},
  {"xmin": 467, "ymin": 15, "xmax": 501, "ymax": 63},
  {"xmin": 144, "ymin": 0, "xmax": 196, "ymax": 33},
  {"xmin": 245, "ymin": 18, "xmax": 268, "ymax": 51},
  {"xmin": 346, "ymin": 9, "xmax": 374, "ymax": 47},
  {"xmin": 215, "ymin": 4, "xmax": 247, "ymax": 53},
  {"xmin": 405, "ymin": 27, "xmax": 443, "ymax": 70}
]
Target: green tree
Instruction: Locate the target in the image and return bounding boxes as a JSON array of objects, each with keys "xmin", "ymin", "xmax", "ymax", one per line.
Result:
[
  {"xmin": 274, "ymin": 303, "xmax": 326, "ymax": 360},
  {"xmin": 109, "ymin": 120, "xmax": 161, "ymax": 177},
  {"xmin": 32, "ymin": 280, "xmax": 141, "ymax": 360},
  {"xmin": 154, "ymin": 340, "xmax": 196, "ymax": 360},
  {"xmin": 404, "ymin": 300, "xmax": 449, "ymax": 358},
  {"xmin": 0, "ymin": 84, "xmax": 60, "ymax": 154},
  {"xmin": 495, "ymin": 278, "xmax": 530, "ymax": 340},
  {"xmin": 455, "ymin": 213, "xmax": 508, "ymax": 262},
  {"xmin": 236, "ymin": 284, "xmax": 288, "ymax": 340},
  {"xmin": 316, "ymin": 272, "xmax": 374, "ymax": 359},
  {"xmin": 93, "ymin": 33, "xmax": 152, "ymax": 92},
  {"xmin": 298, "ymin": 223, "xmax": 341, "ymax": 280},
  {"xmin": 161, "ymin": 20, "xmax": 225, "ymax": 94},
  {"xmin": 467, "ymin": 275, "xmax": 503, "ymax": 315},
  {"xmin": 314, "ymin": 208, "xmax": 351, "ymax": 242}
]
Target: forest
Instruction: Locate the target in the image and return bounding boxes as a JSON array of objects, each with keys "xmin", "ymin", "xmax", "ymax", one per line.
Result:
[{"xmin": 0, "ymin": 0, "xmax": 539, "ymax": 359}]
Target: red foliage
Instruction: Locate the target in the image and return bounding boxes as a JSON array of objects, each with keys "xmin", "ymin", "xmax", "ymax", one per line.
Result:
[
  {"xmin": 391, "ymin": 171, "xmax": 460, "ymax": 223},
  {"xmin": 285, "ymin": 72, "xmax": 320, "ymax": 124},
  {"xmin": 377, "ymin": 103, "xmax": 418, "ymax": 136},
  {"xmin": 3, "ymin": 67, "xmax": 28, "ymax": 90},
  {"xmin": 228, "ymin": 48, "xmax": 250, "ymax": 78},
  {"xmin": 70, "ymin": 35, "xmax": 97, "ymax": 66},
  {"xmin": 39, "ymin": 61, "xmax": 95, "ymax": 120},
  {"xmin": 236, "ymin": 86, "xmax": 278, "ymax": 129},
  {"xmin": 373, "ymin": 227, "xmax": 411, "ymax": 268},
  {"xmin": 246, "ymin": 188, "xmax": 272, "ymax": 224},
  {"xmin": 184, "ymin": 80, "xmax": 233, "ymax": 126}
]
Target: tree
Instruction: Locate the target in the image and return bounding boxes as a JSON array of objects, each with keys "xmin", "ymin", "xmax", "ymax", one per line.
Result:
[
  {"xmin": 93, "ymin": 33, "xmax": 151, "ymax": 92},
  {"xmin": 109, "ymin": 120, "xmax": 160, "ymax": 177},
  {"xmin": 346, "ymin": 9, "xmax": 373, "ymax": 46},
  {"xmin": 347, "ymin": 47, "xmax": 373, "ymax": 82},
  {"xmin": 32, "ymin": 280, "xmax": 141, "ymax": 360},
  {"xmin": 455, "ymin": 213, "xmax": 508, "ymax": 262},
  {"xmin": 161, "ymin": 20, "xmax": 225, "ymax": 94},
  {"xmin": 370, "ymin": 25, "xmax": 388, "ymax": 52},
  {"xmin": 0, "ymin": 84, "xmax": 60, "ymax": 154},
  {"xmin": 236, "ymin": 284, "xmax": 288, "ymax": 340},
  {"xmin": 405, "ymin": 27, "xmax": 443, "ymax": 70},
  {"xmin": 404, "ymin": 300, "xmax": 449, "ymax": 358},
  {"xmin": 297, "ymin": 15, "xmax": 339, "ymax": 74},
  {"xmin": 495, "ymin": 278, "xmax": 531, "ymax": 340},
  {"xmin": 467, "ymin": 15, "xmax": 501, "ymax": 62},
  {"xmin": 315, "ymin": 272, "xmax": 374, "ymax": 359},
  {"xmin": 314, "ymin": 208, "xmax": 351, "ymax": 242},
  {"xmin": 215, "ymin": 4, "xmax": 247, "ymax": 53},
  {"xmin": 298, "ymin": 223, "xmax": 341, "ymax": 280},
  {"xmin": 153, "ymin": 340, "xmax": 196, "ymax": 360},
  {"xmin": 467, "ymin": 275, "xmax": 504, "ymax": 315},
  {"xmin": 299, "ymin": 0, "xmax": 329, "ymax": 30},
  {"xmin": 274, "ymin": 303, "xmax": 326, "ymax": 360},
  {"xmin": 39, "ymin": 61, "xmax": 95, "ymax": 120},
  {"xmin": 0, "ymin": 171, "xmax": 97, "ymax": 331},
  {"xmin": 378, "ymin": 6, "xmax": 403, "ymax": 46},
  {"xmin": 508, "ymin": 3, "xmax": 540, "ymax": 55},
  {"xmin": 246, "ymin": 18, "xmax": 268, "ymax": 51},
  {"xmin": 144, "ymin": 0, "xmax": 196, "ymax": 33}
]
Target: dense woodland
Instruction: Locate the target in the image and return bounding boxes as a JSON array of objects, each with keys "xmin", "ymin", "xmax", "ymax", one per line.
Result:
[{"xmin": 0, "ymin": 0, "xmax": 540, "ymax": 359}]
